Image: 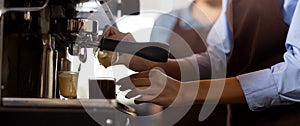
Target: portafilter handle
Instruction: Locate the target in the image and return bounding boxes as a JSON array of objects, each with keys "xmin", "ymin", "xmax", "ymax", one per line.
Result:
[{"xmin": 99, "ymin": 37, "xmax": 170, "ymax": 62}]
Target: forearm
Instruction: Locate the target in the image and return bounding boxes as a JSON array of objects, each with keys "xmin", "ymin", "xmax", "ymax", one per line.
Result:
[
  {"xmin": 154, "ymin": 58, "xmax": 199, "ymax": 81},
  {"xmin": 153, "ymin": 59, "xmax": 180, "ymax": 80},
  {"xmin": 185, "ymin": 77, "xmax": 247, "ymax": 104}
]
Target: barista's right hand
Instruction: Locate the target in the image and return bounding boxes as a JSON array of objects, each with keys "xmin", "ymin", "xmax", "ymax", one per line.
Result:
[
  {"xmin": 117, "ymin": 69, "xmax": 185, "ymax": 106},
  {"xmin": 103, "ymin": 25, "xmax": 136, "ymax": 42}
]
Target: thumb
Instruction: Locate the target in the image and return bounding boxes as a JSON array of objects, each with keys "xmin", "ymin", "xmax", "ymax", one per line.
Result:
[{"xmin": 103, "ymin": 25, "xmax": 120, "ymax": 37}]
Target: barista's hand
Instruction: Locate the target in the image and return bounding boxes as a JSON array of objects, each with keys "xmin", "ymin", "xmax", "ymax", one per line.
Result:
[
  {"xmin": 103, "ymin": 25, "xmax": 136, "ymax": 42},
  {"xmin": 103, "ymin": 25, "xmax": 167, "ymax": 72},
  {"xmin": 117, "ymin": 69, "xmax": 186, "ymax": 106}
]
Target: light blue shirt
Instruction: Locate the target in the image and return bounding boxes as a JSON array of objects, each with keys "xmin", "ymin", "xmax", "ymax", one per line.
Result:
[
  {"xmin": 207, "ymin": 0, "xmax": 300, "ymax": 111},
  {"xmin": 150, "ymin": 3, "xmax": 211, "ymax": 43}
]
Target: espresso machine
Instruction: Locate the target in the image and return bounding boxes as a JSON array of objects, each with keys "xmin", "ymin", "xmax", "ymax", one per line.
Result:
[{"xmin": 0, "ymin": 0, "xmax": 169, "ymax": 125}]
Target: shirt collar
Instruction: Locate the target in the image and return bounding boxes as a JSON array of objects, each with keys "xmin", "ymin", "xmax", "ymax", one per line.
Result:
[{"xmin": 177, "ymin": 3, "xmax": 207, "ymax": 30}]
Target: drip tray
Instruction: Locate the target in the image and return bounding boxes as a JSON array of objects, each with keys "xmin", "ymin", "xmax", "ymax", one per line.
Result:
[{"xmin": 1, "ymin": 97, "xmax": 135, "ymax": 115}]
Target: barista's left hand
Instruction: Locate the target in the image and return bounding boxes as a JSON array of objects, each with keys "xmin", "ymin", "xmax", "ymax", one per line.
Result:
[
  {"xmin": 103, "ymin": 25, "xmax": 159, "ymax": 71},
  {"xmin": 103, "ymin": 25, "xmax": 136, "ymax": 42},
  {"xmin": 117, "ymin": 69, "xmax": 188, "ymax": 106}
]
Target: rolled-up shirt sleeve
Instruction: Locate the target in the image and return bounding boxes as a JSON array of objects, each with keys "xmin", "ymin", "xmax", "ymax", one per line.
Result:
[
  {"xmin": 237, "ymin": 1, "xmax": 300, "ymax": 111},
  {"xmin": 237, "ymin": 69, "xmax": 292, "ymax": 111}
]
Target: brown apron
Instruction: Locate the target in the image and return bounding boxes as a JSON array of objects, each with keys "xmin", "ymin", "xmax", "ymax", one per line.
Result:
[
  {"xmin": 167, "ymin": 18, "xmax": 209, "ymax": 59},
  {"xmin": 226, "ymin": 0, "xmax": 287, "ymax": 76},
  {"xmin": 164, "ymin": 18, "xmax": 228, "ymax": 126},
  {"xmin": 226, "ymin": 0, "xmax": 300, "ymax": 125}
]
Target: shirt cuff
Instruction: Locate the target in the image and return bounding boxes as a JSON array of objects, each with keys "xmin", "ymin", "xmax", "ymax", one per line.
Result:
[{"xmin": 236, "ymin": 69, "xmax": 280, "ymax": 111}]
